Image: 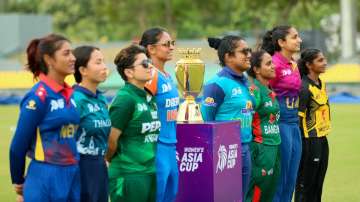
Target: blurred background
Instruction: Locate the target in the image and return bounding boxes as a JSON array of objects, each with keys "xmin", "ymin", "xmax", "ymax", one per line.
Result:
[{"xmin": 0, "ymin": 0, "xmax": 360, "ymax": 201}]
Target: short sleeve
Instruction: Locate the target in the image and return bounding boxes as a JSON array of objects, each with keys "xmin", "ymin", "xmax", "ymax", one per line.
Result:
[
  {"xmin": 109, "ymin": 94, "xmax": 135, "ymax": 131},
  {"xmin": 298, "ymin": 83, "xmax": 311, "ymax": 117},
  {"xmin": 201, "ymin": 82, "xmax": 225, "ymax": 121}
]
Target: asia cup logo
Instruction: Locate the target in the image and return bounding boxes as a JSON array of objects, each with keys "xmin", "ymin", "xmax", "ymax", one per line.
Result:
[{"xmin": 216, "ymin": 145, "xmax": 227, "ymax": 173}]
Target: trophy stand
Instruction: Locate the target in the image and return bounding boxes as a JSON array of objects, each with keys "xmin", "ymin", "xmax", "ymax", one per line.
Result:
[{"xmin": 175, "ymin": 48, "xmax": 243, "ymax": 201}]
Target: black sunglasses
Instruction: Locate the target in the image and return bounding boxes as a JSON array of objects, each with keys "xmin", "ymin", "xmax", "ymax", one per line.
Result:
[
  {"xmin": 153, "ymin": 40, "xmax": 175, "ymax": 48},
  {"xmin": 130, "ymin": 59, "xmax": 152, "ymax": 69},
  {"xmin": 236, "ymin": 47, "xmax": 252, "ymax": 55}
]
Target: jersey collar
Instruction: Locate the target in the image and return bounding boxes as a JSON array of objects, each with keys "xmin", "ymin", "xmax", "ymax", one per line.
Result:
[
  {"xmin": 223, "ymin": 66, "xmax": 248, "ymax": 83},
  {"xmin": 73, "ymin": 84, "xmax": 101, "ymax": 98},
  {"xmin": 39, "ymin": 73, "xmax": 73, "ymax": 101},
  {"xmin": 39, "ymin": 73, "xmax": 72, "ymax": 93}
]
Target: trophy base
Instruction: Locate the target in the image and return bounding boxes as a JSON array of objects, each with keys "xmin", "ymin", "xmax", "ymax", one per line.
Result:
[{"xmin": 177, "ymin": 96, "xmax": 203, "ymax": 122}]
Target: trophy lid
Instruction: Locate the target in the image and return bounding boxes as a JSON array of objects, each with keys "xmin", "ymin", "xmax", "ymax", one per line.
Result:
[{"xmin": 178, "ymin": 48, "xmax": 202, "ymax": 60}]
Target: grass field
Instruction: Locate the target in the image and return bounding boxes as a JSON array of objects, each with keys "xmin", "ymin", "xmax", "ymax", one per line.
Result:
[{"xmin": 1, "ymin": 104, "xmax": 360, "ymax": 201}]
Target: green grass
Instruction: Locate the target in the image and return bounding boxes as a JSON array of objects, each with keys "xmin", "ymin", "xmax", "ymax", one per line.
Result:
[{"xmin": 1, "ymin": 104, "xmax": 360, "ymax": 201}]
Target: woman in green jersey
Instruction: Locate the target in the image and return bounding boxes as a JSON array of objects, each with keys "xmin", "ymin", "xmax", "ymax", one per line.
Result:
[
  {"xmin": 246, "ymin": 50, "xmax": 281, "ymax": 202},
  {"xmin": 106, "ymin": 44, "xmax": 160, "ymax": 202}
]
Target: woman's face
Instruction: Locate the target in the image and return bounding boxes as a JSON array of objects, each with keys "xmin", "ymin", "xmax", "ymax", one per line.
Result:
[
  {"xmin": 46, "ymin": 41, "xmax": 76, "ymax": 77},
  {"xmin": 256, "ymin": 52, "xmax": 275, "ymax": 80},
  {"xmin": 82, "ymin": 49, "xmax": 108, "ymax": 84},
  {"xmin": 231, "ymin": 40, "xmax": 252, "ymax": 72},
  {"xmin": 308, "ymin": 52, "xmax": 327, "ymax": 74},
  {"xmin": 280, "ymin": 27, "xmax": 302, "ymax": 54},
  {"xmin": 127, "ymin": 53, "xmax": 153, "ymax": 82},
  {"xmin": 149, "ymin": 32, "xmax": 175, "ymax": 62}
]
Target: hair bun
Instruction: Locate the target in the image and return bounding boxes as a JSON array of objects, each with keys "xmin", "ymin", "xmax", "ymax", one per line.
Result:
[{"xmin": 208, "ymin": 37, "xmax": 222, "ymax": 50}]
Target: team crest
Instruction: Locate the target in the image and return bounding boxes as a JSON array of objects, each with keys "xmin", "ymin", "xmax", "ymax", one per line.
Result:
[
  {"xmin": 26, "ymin": 100, "xmax": 36, "ymax": 110},
  {"xmin": 248, "ymin": 85, "xmax": 256, "ymax": 96},
  {"xmin": 269, "ymin": 91, "xmax": 276, "ymax": 101}
]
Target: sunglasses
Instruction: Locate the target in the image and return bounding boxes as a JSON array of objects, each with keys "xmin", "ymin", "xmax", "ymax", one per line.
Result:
[
  {"xmin": 153, "ymin": 40, "xmax": 175, "ymax": 48},
  {"xmin": 130, "ymin": 59, "xmax": 152, "ymax": 69},
  {"xmin": 236, "ymin": 47, "xmax": 252, "ymax": 55}
]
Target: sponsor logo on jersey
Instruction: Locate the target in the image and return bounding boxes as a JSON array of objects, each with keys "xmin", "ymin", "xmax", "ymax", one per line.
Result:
[
  {"xmin": 162, "ymin": 83, "xmax": 172, "ymax": 93},
  {"xmin": 282, "ymin": 69, "xmax": 292, "ymax": 76},
  {"xmin": 50, "ymin": 99, "xmax": 65, "ymax": 112},
  {"xmin": 165, "ymin": 97, "xmax": 179, "ymax": 108},
  {"xmin": 26, "ymin": 100, "xmax": 37, "ymax": 110},
  {"xmin": 141, "ymin": 121, "xmax": 161, "ymax": 133},
  {"xmin": 231, "ymin": 87, "xmax": 242, "ymax": 97},
  {"xmin": 94, "ymin": 119, "xmax": 111, "ymax": 128},
  {"xmin": 144, "ymin": 134, "xmax": 158, "ymax": 143},
  {"xmin": 60, "ymin": 124, "xmax": 78, "ymax": 138},
  {"xmin": 242, "ymin": 101, "xmax": 253, "ymax": 113},
  {"xmin": 264, "ymin": 100, "xmax": 273, "ymax": 107},
  {"xmin": 88, "ymin": 103, "xmax": 100, "ymax": 113},
  {"xmin": 204, "ymin": 97, "xmax": 216, "ymax": 107},
  {"xmin": 137, "ymin": 103, "xmax": 148, "ymax": 111}
]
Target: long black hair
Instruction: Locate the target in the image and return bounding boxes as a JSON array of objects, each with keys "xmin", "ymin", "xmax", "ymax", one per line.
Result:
[
  {"xmin": 73, "ymin": 46, "xmax": 100, "ymax": 83},
  {"xmin": 26, "ymin": 34, "xmax": 69, "ymax": 78},
  {"xmin": 139, "ymin": 27, "xmax": 167, "ymax": 56},
  {"xmin": 261, "ymin": 25, "xmax": 292, "ymax": 56},
  {"xmin": 298, "ymin": 48, "xmax": 321, "ymax": 78},
  {"xmin": 208, "ymin": 35, "xmax": 243, "ymax": 67}
]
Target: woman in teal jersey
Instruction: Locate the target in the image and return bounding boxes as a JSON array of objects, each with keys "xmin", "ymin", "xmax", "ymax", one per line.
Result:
[
  {"xmin": 201, "ymin": 35, "xmax": 254, "ymax": 200},
  {"xmin": 246, "ymin": 50, "xmax": 281, "ymax": 202},
  {"xmin": 72, "ymin": 46, "xmax": 110, "ymax": 202}
]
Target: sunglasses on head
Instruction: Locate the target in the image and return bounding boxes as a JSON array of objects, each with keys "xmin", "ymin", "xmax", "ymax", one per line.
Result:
[
  {"xmin": 131, "ymin": 59, "xmax": 152, "ymax": 69},
  {"xmin": 153, "ymin": 40, "xmax": 175, "ymax": 48},
  {"xmin": 237, "ymin": 47, "xmax": 252, "ymax": 55}
]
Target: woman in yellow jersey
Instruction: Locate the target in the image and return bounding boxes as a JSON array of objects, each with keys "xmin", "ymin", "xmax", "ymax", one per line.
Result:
[{"xmin": 295, "ymin": 48, "xmax": 331, "ymax": 202}]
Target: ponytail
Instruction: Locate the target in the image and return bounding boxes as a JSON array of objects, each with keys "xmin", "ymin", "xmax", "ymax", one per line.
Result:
[
  {"xmin": 261, "ymin": 25, "xmax": 292, "ymax": 56},
  {"xmin": 25, "ymin": 34, "xmax": 69, "ymax": 78}
]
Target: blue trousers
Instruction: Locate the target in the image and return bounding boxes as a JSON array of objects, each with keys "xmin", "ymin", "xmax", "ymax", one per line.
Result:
[
  {"xmin": 241, "ymin": 143, "xmax": 252, "ymax": 200},
  {"xmin": 156, "ymin": 142, "xmax": 179, "ymax": 202},
  {"xmin": 79, "ymin": 155, "xmax": 108, "ymax": 202},
  {"xmin": 24, "ymin": 161, "xmax": 80, "ymax": 202},
  {"xmin": 273, "ymin": 122, "xmax": 302, "ymax": 202}
]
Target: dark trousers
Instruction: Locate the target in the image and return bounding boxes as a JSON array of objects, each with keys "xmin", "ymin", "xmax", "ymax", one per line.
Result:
[
  {"xmin": 79, "ymin": 154, "xmax": 109, "ymax": 202},
  {"xmin": 295, "ymin": 136, "xmax": 329, "ymax": 202}
]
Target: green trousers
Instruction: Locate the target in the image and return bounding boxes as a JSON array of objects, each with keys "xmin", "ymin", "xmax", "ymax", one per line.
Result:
[
  {"xmin": 109, "ymin": 173, "xmax": 156, "ymax": 202},
  {"xmin": 246, "ymin": 142, "xmax": 280, "ymax": 202}
]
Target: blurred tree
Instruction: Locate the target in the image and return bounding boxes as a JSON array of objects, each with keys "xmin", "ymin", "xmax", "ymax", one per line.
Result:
[{"xmin": 2, "ymin": 0, "xmax": 347, "ymax": 41}]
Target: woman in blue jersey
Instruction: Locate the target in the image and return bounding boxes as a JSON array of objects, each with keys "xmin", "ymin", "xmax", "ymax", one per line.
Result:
[
  {"xmin": 9, "ymin": 34, "xmax": 80, "ymax": 202},
  {"xmin": 201, "ymin": 35, "xmax": 254, "ymax": 199},
  {"xmin": 72, "ymin": 46, "xmax": 111, "ymax": 202},
  {"xmin": 140, "ymin": 27, "xmax": 179, "ymax": 202}
]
